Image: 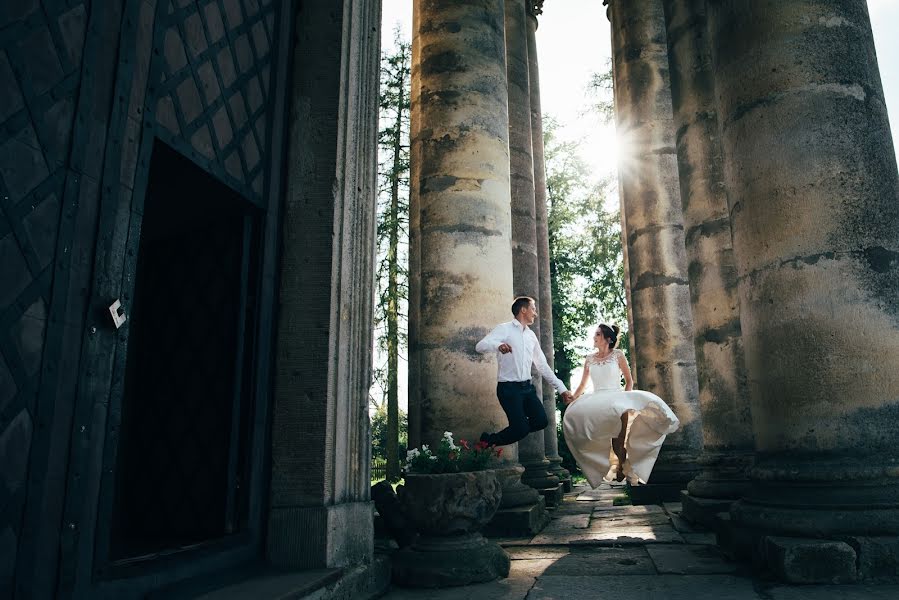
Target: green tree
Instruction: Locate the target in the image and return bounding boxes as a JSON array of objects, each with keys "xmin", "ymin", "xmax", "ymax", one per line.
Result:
[
  {"xmin": 544, "ymin": 116, "xmax": 627, "ymax": 478},
  {"xmin": 372, "ymin": 27, "xmax": 411, "ymax": 481}
]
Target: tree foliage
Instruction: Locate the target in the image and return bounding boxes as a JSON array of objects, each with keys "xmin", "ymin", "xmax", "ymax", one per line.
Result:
[
  {"xmin": 545, "ymin": 117, "xmax": 627, "ymax": 387},
  {"xmin": 372, "ymin": 27, "xmax": 411, "ymax": 480}
]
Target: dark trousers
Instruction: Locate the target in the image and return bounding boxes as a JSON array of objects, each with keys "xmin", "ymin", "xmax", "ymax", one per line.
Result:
[{"xmin": 486, "ymin": 381, "xmax": 549, "ymax": 446}]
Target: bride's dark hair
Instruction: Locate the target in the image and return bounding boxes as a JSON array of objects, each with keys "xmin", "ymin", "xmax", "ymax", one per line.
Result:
[{"xmin": 599, "ymin": 323, "xmax": 620, "ymax": 350}]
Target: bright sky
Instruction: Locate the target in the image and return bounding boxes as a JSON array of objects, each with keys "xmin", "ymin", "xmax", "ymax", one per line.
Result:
[{"xmin": 377, "ymin": 0, "xmax": 899, "ymax": 410}]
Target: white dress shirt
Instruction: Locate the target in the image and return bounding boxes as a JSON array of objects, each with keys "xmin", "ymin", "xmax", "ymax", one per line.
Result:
[{"xmin": 475, "ymin": 320, "xmax": 568, "ymax": 393}]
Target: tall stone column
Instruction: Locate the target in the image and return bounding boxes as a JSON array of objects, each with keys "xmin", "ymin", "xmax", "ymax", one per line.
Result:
[
  {"xmin": 661, "ymin": 0, "xmax": 754, "ymax": 523},
  {"xmin": 411, "ymin": 0, "xmax": 546, "ymax": 532},
  {"xmin": 527, "ymin": 1, "xmax": 570, "ymax": 492},
  {"xmin": 505, "ymin": 0, "xmax": 559, "ymax": 497},
  {"xmin": 707, "ymin": 0, "xmax": 899, "ymax": 568},
  {"xmin": 268, "ymin": 0, "xmax": 380, "ymax": 570},
  {"xmin": 413, "ymin": 0, "xmax": 513, "ymax": 452},
  {"xmin": 607, "ymin": 0, "xmax": 703, "ymax": 497}
]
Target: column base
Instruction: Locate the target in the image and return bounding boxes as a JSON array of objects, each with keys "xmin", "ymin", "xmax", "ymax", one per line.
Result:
[
  {"xmin": 732, "ymin": 455, "xmax": 899, "ymax": 537},
  {"xmin": 495, "ymin": 464, "xmax": 542, "ymax": 508},
  {"xmin": 521, "ymin": 458, "xmax": 561, "ymax": 491},
  {"xmin": 680, "ymin": 490, "xmax": 736, "ymax": 530},
  {"xmin": 547, "ymin": 457, "xmax": 572, "ymax": 492},
  {"xmin": 629, "ymin": 482, "xmax": 685, "ymax": 505},
  {"xmin": 484, "ymin": 497, "xmax": 551, "ymax": 537},
  {"xmin": 391, "ymin": 533, "xmax": 510, "ymax": 588},
  {"xmin": 647, "ymin": 447, "xmax": 702, "ymax": 489},
  {"xmin": 761, "ymin": 536, "xmax": 858, "ymax": 584},
  {"xmin": 536, "ymin": 483, "xmax": 564, "ymax": 508},
  {"xmin": 686, "ymin": 451, "xmax": 753, "ymax": 500}
]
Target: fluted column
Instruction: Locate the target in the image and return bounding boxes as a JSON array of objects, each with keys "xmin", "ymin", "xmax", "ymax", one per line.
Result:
[
  {"xmin": 608, "ymin": 0, "xmax": 703, "ymax": 487},
  {"xmin": 708, "ymin": 0, "xmax": 899, "ymax": 538},
  {"xmin": 661, "ymin": 0, "xmax": 754, "ymax": 509},
  {"xmin": 527, "ymin": 1, "xmax": 570, "ymax": 490},
  {"xmin": 505, "ymin": 0, "xmax": 558, "ymax": 492}
]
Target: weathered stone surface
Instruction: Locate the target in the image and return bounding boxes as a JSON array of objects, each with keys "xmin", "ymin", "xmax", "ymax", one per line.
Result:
[
  {"xmin": 532, "ymin": 525, "xmax": 684, "ymax": 546},
  {"xmin": 763, "ymin": 537, "xmax": 857, "ymax": 584},
  {"xmin": 513, "ymin": 547, "xmax": 656, "ymax": 577},
  {"xmin": 400, "ymin": 471, "xmax": 503, "ymax": 536},
  {"xmin": 838, "ymin": 536, "xmax": 899, "ymax": 579},
  {"xmin": 528, "ymin": 575, "xmax": 760, "ymax": 600},
  {"xmin": 542, "ymin": 514, "xmax": 590, "ymax": 530},
  {"xmin": 766, "ymin": 584, "xmax": 899, "ymax": 600},
  {"xmin": 485, "ymin": 503, "xmax": 550, "ymax": 538},
  {"xmin": 381, "ymin": 571, "xmax": 535, "ymax": 599},
  {"xmin": 681, "ymin": 490, "xmax": 734, "ymax": 529},
  {"xmin": 647, "ymin": 543, "xmax": 738, "ymax": 574},
  {"xmin": 392, "ymin": 533, "xmax": 511, "ymax": 588},
  {"xmin": 682, "ymin": 532, "xmax": 717, "ymax": 546}
]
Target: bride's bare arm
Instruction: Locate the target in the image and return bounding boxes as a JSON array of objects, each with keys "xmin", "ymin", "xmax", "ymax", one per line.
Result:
[
  {"xmin": 618, "ymin": 351, "xmax": 634, "ymax": 391},
  {"xmin": 571, "ymin": 359, "xmax": 591, "ymax": 401}
]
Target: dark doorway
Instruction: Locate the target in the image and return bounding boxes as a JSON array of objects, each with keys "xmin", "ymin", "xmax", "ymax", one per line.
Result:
[{"xmin": 108, "ymin": 141, "xmax": 260, "ymax": 561}]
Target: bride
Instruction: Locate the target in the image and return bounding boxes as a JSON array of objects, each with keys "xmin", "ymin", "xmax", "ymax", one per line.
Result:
[{"xmin": 562, "ymin": 324, "xmax": 679, "ymax": 487}]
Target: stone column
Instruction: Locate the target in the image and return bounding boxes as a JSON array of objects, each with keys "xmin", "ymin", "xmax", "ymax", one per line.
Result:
[
  {"xmin": 412, "ymin": 0, "xmax": 546, "ymax": 537},
  {"xmin": 268, "ymin": 0, "xmax": 380, "ymax": 570},
  {"xmin": 505, "ymin": 0, "xmax": 559, "ymax": 498},
  {"xmin": 413, "ymin": 0, "xmax": 513, "ymax": 450},
  {"xmin": 527, "ymin": 1, "xmax": 571, "ymax": 492},
  {"xmin": 607, "ymin": 0, "xmax": 703, "ymax": 497},
  {"xmin": 707, "ymin": 0, "xmax": 899, "ymax": 566},
  {"xmin": 661, "ymin": 0, "xmax": 754, "ymax": 523}
]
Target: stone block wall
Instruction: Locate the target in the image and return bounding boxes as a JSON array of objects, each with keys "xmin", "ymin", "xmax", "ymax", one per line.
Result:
[{"xmin": 0, "ymin": 0, "xmax": 288, "ymax": 597}]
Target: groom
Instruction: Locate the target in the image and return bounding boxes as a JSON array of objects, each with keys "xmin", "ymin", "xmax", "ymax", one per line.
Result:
[{"xmin": 475, "ymin": 296, "xmax": 573, "ymax": 446}]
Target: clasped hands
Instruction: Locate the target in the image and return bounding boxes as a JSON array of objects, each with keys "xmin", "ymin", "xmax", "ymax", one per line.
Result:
[{"xmin": 497, "ymin": 343, "xmax": 575, "ymax": 404}]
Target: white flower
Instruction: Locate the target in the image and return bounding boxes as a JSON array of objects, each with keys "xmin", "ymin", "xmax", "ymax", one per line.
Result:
[
  {"xmin": 429, "ymin": 455, "xmax": 438, "ymax": 460},
  {"xmin": 443, "ymin": 431, "xmax": 458, "ymax": 450},
  {"xmin": 406, "ymin": 448, "xmax": 421, "ymax": 461},
  {"xmin": 421, "ymin": 444, "xmax": 430, "ymax": 452}
]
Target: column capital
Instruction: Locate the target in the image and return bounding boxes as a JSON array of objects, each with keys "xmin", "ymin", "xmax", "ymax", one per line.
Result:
[{"xmin": 526, "ymin": 0, "xmax": 543, "ymax": 19}]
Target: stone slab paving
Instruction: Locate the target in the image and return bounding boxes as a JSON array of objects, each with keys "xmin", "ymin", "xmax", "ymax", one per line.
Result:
[
  {"xmin": 527, "ymin": 574, "xmax": 762, "ymax": 599},
  {"xmin": 378, "ymin": 486, "xmax": 899, "ymax": 600},
  {"xmin": 645, "ymin": 543, "xmax": 741, "ymax": 574}
]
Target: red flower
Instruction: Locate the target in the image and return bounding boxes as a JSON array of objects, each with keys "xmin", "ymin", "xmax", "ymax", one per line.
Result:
[
  {"xmin": 459, "ymin": 439, "xmax": 470, "ymax": 450},
  {"xmin": 475, "ymin": 440, "xmax": 489, "ymax": 450},
  {"xmin": 496, "ymin": 447, "xmax": 503, "ymax": 457}
]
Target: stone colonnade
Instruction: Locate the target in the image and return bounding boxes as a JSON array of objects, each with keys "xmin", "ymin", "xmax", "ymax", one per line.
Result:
[
  {"xmin": 409, "ymin": 0, "xmax": 899, "ymax": 578},
  {"xmin": 607, "ymin": 0, "xmax": 899, "ymax": 579}
]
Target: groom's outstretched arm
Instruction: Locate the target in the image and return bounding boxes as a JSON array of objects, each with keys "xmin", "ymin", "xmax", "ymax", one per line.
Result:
[
  {"xmin": 475, "ymin": 324, "xmax": 506, "ymax": 354},
  {"xmin": 531, "ymin": 341, "xmax": 567, "ymax": 394}
]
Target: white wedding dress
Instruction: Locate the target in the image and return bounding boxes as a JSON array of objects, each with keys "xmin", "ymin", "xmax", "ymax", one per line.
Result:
[{"xmin": 562, "ymin": 349, "xmax": 679, "ymax": 487}]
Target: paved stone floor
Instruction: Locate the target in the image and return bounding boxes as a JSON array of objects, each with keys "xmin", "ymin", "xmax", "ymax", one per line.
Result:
[{"xmin": 380, "ymin": 483, "xmax": 899, "ymax": 600}]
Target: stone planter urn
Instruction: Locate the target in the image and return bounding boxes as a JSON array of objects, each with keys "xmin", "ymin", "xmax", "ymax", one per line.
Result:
[{"xmin": 391, "ymin": 469, "xmax": 511, "ymax": 587}]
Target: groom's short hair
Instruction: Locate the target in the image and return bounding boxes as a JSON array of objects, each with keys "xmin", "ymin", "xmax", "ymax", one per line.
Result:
[{"xmin": 511, "ymin": 296, "xmax": 535, "ymax": 316}]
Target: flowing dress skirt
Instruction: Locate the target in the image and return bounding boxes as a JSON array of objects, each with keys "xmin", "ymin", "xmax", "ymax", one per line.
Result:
[{"xmin": 562, "ymin": 389, "xmax": 679, "ymax": 488}]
